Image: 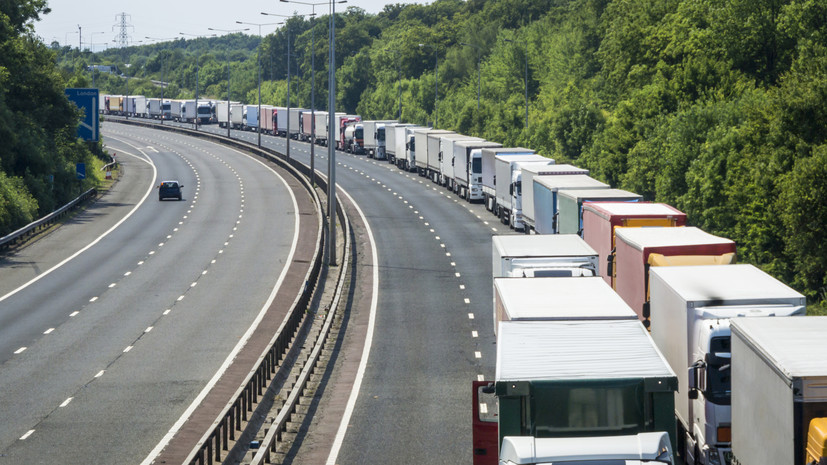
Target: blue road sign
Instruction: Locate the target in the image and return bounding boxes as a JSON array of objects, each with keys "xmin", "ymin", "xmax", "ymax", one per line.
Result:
[
  {"xmin": 76, "ymin": 163, "xmax": 86, "ymax": 180},
  {"xmin": 65, "ymin": 88, "xmax": 100, "ymax": 142}
]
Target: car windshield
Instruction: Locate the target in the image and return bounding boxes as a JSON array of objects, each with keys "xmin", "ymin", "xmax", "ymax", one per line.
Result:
[{"xmin": 162, "ymin": 182, "xmax": 177, "ymax": 188}]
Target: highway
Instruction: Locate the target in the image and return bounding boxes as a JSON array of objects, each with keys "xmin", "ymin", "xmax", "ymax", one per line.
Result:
[
  {"xmin": 0, "ymin": 124, "xmax": 305, "ymax": 463},
  {"xmin": 167, "ymin": 121, "xmax": 509, "ymax": 464}
]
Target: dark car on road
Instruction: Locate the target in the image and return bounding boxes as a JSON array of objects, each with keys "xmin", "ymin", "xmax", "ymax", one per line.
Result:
[{"xmin": 158, "ymin": 180, "xmax": 183, "ymax": 201}]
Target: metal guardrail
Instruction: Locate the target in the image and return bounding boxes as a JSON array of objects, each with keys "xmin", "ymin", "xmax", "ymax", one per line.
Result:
[
  {"xmin": 251, "ymin": 192, "xmax": 351, "ymax": 465},
  {"xmin": 112, "ymin": 117, "xmax": 350, "ymax": 465},
  {"xmin": 0, "ymin": 188, "xmax": 97, "ymax": 250}
]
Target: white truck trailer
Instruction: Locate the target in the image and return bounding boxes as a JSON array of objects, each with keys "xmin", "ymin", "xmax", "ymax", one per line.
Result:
[
  {"xmin": 492, "ymin": 234, "xmax": 599, "ymax": 279},
  {"xmin": 414, "ymin": 129, "xmax": 452, "ymax": 178},
  {"xmin": 362, "ymin": 120, "xmax": 397, "ymax": 158},
  {"xmin": 406, "ymin": 127, "xmax": 433, "ymax": 173},
  {"xmin": 426, "ymin": 130, "xmax": 456, "ymax": 182},
  {"xmin": 386, "ymin": 124, "xmax": 418, "ymax": 167},
  {"xmin": 650, "ymin": 264, "xmax": 806, "ymax": 465},
  {"xmin": 148, "ymin": 98, "xmax": 162, "ymax": 119},
  {"xmin": 216, "ymin": 101, "xmax": 230, "ymax": 127},
  {"xmin": 230, "ymin": 104, "xmax": 244, "ymax": 129},
  {"xmin": 453, "ymin": 140, "xmax": 501, "ymax": 202},
  {"xmin": 480, "ymin": 147, "xmax": 535, "ymax": 212},
  {"xmin": 730, "ymin": 316, "xmax": 827, "ymax": 465},
  {"xmin": 495, "ymin": 156, "xmax": 554, "ymax": 229},
  {"xmin": 243, "ymin": 104, "xmax": 259, "ymax": 131},
  {"xmin": 169, "ymin": 100, "xmax": 184, "ymax": 122},
  {"xmin": 274, "ymin": 107, "xmax": 287, "ymax": 136},
  {"xmin": 288, "ymin": 107, "xmax": 307, "ymax": 139},
  {"xmin": 128, "ymin": 95, "xmax": 147, "ymax": 117},
  {"xmin": 181, "ymin": 100, "xmax": 197, "ymax": 123},
  {"xmin": 494, "ymin": 276, "xmax": 636, "ymax": 336},
  {"xmin": 314, "ymin": 112, "xmax": 330, "ymax": 145},
  {"xmin": 439, "ymin": 135, "xmax": 483, "ymax": 190},
  {"xmin": 532, "ymin": 175, "xmax": 609, "ymax": 234}
]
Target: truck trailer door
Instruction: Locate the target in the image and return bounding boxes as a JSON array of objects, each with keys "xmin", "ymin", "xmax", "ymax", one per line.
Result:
[{"xmin": 472, "ymin": 380, "xmax": 498, "ymax": 465}]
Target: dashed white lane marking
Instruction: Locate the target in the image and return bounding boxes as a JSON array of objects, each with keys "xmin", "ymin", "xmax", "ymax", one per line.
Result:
[
  {"xmin": 468, "ymin": 313, "xmax": 475, "ymax": 319},
  {"xmin": 19, "ymin": 430, "xmax": 35, "ymax": 440},
  {"xmin": 472, "ymin": 331, "xmax": 478, "ymax": 338},
  {"xmin": 43, "ymin": 328, "xmax": 55, "ymax": 335},
  {"xmin": 70, "ymin": 311, "xmax": 79, "ymax": 317},
  {"xmin": 14, "ymin": 347, "xmax": 27, "ymax": 354},
  {"xmin": 59, "ymin": 397, "xmax": 73, "ymax": 408},
  {"xmin": 95, "ymin": 370, "xmax": 104, "ymax": 378},
  {"xmin": 0, "ymin": 140, "xmax": 157, "ymax": 305},
  {"xmin": 475, "ymin": 351, "xmax": 482, "ymax": 359},
  {"xmin": 464, "ymin": 298, "xmax": 471, "ymax": 304},
  {"xmin": 123, "ymin": 346, "xmax": 133, "ymax": 353},
  {"xmin": 89, "ymin": 297, "xmax": 98, "ymax": 302}
]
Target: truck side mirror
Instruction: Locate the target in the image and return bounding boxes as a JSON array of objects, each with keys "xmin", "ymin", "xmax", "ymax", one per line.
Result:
[
  {"xmin": 688, "ymin": 361, "xmax": 706, "ymax": 398},
  {"xmin": 509, "ymin": 184, "xmax": 514, "ymax": 196},
  {"xmin": 606, "ymin": 253, "xmax": 614, "ymax": 277}
]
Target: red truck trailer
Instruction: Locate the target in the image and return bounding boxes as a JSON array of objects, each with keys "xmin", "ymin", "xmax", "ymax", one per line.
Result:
[
  {"xmin": 582, "ymin": 202, "xmax": 686, "ymax": 287},
  {"xmin": 613, "ymin": 226, "xmax": 735, "ymax": 327}
]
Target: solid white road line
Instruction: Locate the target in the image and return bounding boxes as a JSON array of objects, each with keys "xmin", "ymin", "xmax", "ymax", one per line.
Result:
[
  {"xmin": 140, "ymin": 141, "xmax": 300, "ymax": 465},
  {"xmin": 325, "ymin": 186, "xmax": 380, "ymax": 465}
]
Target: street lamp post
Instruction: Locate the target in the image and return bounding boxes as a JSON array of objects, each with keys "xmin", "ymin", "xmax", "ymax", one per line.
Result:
[
  {"xmin": 261, "ymin": 13, "xmax": 302, "ymax": 164},
  {"xmin": 384, "ymin": 47, "xmax": 402, "ymax": 119},
  {"xmin": 272, "ymin": 4, "xmax": 323, "ymax": 186},
  {"xmin": 418, "ymin": 43, "xmax": 439, "ymax": 127},
  {"xmin": 147, "ymin": 36, "xmax": 179, "ymax": 124},
  {"xmin": 460, "ymin": 42, "xmax": 481, "ymax": 110},
  {"xmin": 90, "ymin": 31, "xmax": 105, "ymax": 52},
  {"xmin": 181, "ymin": 33, "xmax": 215, "ymax": 131},
  {"xmin": 504, "ymin": 38, "xmax": 528, "ymax": 129},
  {"xmin": 236, "ymin": 21, "xmax": 279, "ymax": 147},
  {"xmin": 274, "ymin": 0, "xmax": 345, "ymax": 264},
  {"xmin": 209, "ymin": 27, "xmax": 249, "ymax": 138}
]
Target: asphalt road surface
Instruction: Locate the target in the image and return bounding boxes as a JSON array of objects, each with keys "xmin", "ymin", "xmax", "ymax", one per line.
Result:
[
  {"xmin": 0, "ymin": 123, "xmax": 301, "ymax": 463},
  {"xmin": 169, "ymin": 121, "xmax": 510, "ymax": 464}
]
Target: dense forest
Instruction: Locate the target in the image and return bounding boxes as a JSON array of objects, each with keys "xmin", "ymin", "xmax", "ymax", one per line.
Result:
[
  {"xmin": 4, "ymin": 0, "xmax": 827, "ymax": 309},
  {"xmin": 0, "ymin": 0, "xmax": 104, "ymax": 237}
]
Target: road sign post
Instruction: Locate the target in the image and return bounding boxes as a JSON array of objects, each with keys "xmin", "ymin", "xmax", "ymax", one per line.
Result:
[{"xmin": 65, "ymin": 88, "xmax": 100, "ymax": 142}]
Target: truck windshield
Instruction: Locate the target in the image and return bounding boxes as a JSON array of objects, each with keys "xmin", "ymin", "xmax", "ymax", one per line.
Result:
[
  {"xmin": 472, "ymin": 157, "xmax": 482, "ymax": 174},
  {"xmin": 355, "ymin": 128, "xmax": 363, "ymax": 139},
  {"xmin": 377, "ymin": 128, "xmax": 385, "ymax": 141},
  {"xmin": 706, "ymin": 337, "xmax": 731, "ymax": 405},
  {"xmin": 532, "ymin": 382, "xmax": 649, "ymax": 438}
]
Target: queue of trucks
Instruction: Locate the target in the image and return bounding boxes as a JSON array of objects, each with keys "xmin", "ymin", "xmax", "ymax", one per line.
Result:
[{"xmin": 100, "ymin": 93, "xmax": 825, "ymax": 464}]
